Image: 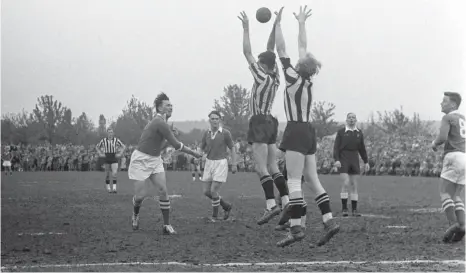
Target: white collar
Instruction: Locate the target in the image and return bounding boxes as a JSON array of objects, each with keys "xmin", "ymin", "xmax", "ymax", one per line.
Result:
[
  {"xmin": 156, "ymin": 113, "xmax": 167, "ymax": 122},
  {"xmin": 209, "ymin": 127, "xmax": 223, "ymax": 133},
  {"xmin": 345, "ymin": 125, "xmax": 359, "ymax": 132}
]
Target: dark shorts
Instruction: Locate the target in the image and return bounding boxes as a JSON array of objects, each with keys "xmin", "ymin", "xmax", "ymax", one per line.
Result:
[
  {"xmin": 339, "ymin": 152, "xmax": 360, "ymax": 175},
  {"xmin": 104, "ymin": 153, "xmax": 118, "ymax": 164},
  {"xmin": 247, "ymin": 114, "xmax": 278, "ymax": 145},
  {"xmin": 279, "ymin": 122, "xmax": 316, "ymax": 155}
]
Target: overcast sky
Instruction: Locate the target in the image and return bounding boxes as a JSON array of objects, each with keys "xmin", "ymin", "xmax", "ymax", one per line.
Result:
[{"xmin": 1, "ymin": 0, "xmax": 465, "ymax": 123}]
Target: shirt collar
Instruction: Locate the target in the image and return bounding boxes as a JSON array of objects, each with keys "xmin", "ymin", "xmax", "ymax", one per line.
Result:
[
  {"xmin": 345, "ymin": 125, "xmax": 359, "ymax": 132},
  {"xmin": 449, "ymin": 110, "xmax": 461, "ymax": 115},
  {"xmin": 209, "ymin": 127, "xmax": 223, "ymax": 133},
  {"xmin": 156, "ymin": 113, "xmax": 167, "ymax": 122}
]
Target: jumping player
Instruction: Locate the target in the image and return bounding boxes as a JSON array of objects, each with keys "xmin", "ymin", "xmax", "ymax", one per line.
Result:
[
  {"xmin": 431, "ymin": 92, "xmax": 465, "ymax": 243},
  {"xmin": 200, "ymin": 110, "xmax": 236, "ymax": 221},
  {"xmin": 237, "ymin": 9, "xmax": 290, "ymax": 225},
  {"xmin": 96, "ymin": 128, "xmax": 126, "ymax": 193},
  {"xmin": 334, "ymin": 113, "xmax": 370, "ymax": 216},
  {"xmin": 129, "ymin": 93, "xmax": 202, "ymax": 235},
  {"xmin": 275, "ymin": 6, "xmax": 339, "ymax": 247}
]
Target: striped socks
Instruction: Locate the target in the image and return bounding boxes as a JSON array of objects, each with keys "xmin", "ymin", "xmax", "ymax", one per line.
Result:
[
  {"xmin": 159, "ymin": 199, "xmax": 171, "ymax": 225},
  {"xmin": 316, "ymin": 192, "xmax": 333, "ymax": 223},
  {"xmin": 261, "ymin": 175, "xmax": 276, "ymax": 210}
]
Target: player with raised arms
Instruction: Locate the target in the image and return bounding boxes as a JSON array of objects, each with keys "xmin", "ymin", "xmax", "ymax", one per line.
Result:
[
  {"xmin": 431, "ymin": 92, "xmax": 465, "ymax": 243},
  {"xmin": 129, "ymin": 92, "xmax": 202, "ymax": 235},
  {"xmin": 274, "ymin": 6, "xmax": 339, "ymax": 247},
  {"xmin": 237, "ymin": 8, "xmax": 290, "ymax": 226}
]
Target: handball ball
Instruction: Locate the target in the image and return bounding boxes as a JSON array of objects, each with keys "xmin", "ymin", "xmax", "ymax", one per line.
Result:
[{"xmin": 256, "ymin": 7, "xmax": 272, "ymax": 23}]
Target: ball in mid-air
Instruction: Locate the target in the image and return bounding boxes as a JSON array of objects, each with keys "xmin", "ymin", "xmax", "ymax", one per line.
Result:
[{"xmin": 256, "ymin": 7, "xmax": 272, "ymax": 23}]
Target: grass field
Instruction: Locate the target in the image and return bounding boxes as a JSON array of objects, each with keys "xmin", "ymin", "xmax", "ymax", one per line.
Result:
[{"xmin": 1, "ymin": 171, "xmax": 465, "ymax": 272}]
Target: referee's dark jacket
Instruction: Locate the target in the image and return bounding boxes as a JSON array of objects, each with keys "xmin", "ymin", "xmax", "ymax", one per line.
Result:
[{"xmin": 333, "ymin": 126, "xmax": 368, "ymax": 164}]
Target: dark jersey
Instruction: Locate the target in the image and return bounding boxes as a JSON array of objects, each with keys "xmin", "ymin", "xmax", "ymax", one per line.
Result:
[{"xmin": 443, "ymin": 110, "xmax": 465, "ymax": 155}]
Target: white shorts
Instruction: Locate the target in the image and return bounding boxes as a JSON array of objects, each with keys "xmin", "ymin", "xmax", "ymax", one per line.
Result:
[
  {"xmin": 202, "ymin": 158, "xmax": 228, "ymax": 183},
  {"xmin": 2, "ymin": 161, "xmax": 11, "ymax": 167},
  {"xmin": 128, "ymin": 150, "xmax": 164, "ymax": 181},
  {"xmin": 441, "ymin": 151, "xmax": 465, "ymax": 185}
]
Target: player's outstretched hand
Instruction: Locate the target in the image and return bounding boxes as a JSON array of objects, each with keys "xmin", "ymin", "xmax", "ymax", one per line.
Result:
[
  {"xmin": 273, "ymin": 7, "xmax": 284, "ymax": 25},
  {"xmin": 231, "ymin": 164, "xmax": 237, "ymax": 174},
  {"xmin": 431, "ymin": 141, "xmax": 438, "ymax": 152},
  {"xmin": 334, "ymin": 161, "xmax": 341, "ymax": 168},
  {"xmin": 193, "ymin": 151, "xmax": 202, "ymax": 159},
  {"xmin": 364, "ymin": 163, "xmax": 370, "ymax": 172},
  {"xmin": 237, "ymin": 11, "xmax": 249, "ymax": 29},
  {"xmin": 293, "ymin": 5, "xmax": 312, "ymax": 23}
]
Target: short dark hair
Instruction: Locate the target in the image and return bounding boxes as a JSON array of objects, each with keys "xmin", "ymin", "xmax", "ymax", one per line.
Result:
[
  {"xmin": 258, "ymin": 51, "xmax": 276, "ymax": 69},
  {"xmin": 208, "ymin": 110, "xmax": 221, "ymax": 118},
  {"xmin": 444, "ymin": 92, "xmax": 462, "ymax": 108},
  {"xmin": 154, "ymin": 92, "xmax": 170, "ymax": 113},
  {"xmin": 347, "ymin": 112, "xmax": 356, "ymax": 118}
]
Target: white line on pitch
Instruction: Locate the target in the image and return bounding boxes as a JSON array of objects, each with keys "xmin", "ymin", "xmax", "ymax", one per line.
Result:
[
  {"xmin": 386, "ymin": 225, "xmax": 408, "ymax": 228},
  {"xmin": 1, "ymin": 259, "xmax": 464, "ymax": 270},
  {"xmin": 17, "ymin": 232, "xmax": 66, "ymax": 236}
]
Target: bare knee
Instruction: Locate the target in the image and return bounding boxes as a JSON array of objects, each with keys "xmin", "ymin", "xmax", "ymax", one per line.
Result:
[
  {"xmin": 203, "ymin": 188, "xmax": 212, "ymax": 198},
  {"xmin": 255, "ymin": 163, "xmax": 269, "ymax": 177}
]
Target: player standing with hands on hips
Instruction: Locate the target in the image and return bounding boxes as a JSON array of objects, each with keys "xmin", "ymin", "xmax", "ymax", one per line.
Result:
[
  {"xmin": 333, "ymin": 113, "xmax": 369, "ymax": 216},
  {"xmin": 96, "ymin": 128, "xmax": 126, "ymax": 193},
  {"xmin": 199, "ymin": 110, "xmax": 236, "ymax": 222}
]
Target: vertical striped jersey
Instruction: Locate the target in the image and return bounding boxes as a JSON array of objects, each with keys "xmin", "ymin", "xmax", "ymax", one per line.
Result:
[
  {"xmin": 97, "ymin": 137, "xmax": 124, "ymax": 154},
  {"xmin": 248, "ymin": 62, "xmax": 280, "ymax": 116},
  {"xmin": 280, "ymin": 57, "xmax": 313, "ymax": 122}
]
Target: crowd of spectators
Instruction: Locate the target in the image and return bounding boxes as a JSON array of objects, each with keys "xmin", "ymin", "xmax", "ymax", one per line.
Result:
[{"xmin": 2, "ymin": 130, "xmax": 443, "ymax": 177}]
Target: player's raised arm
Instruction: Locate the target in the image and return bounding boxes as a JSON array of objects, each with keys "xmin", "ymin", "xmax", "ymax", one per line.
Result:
[
  {"xmin": 293, "ymin": 6, "xmax": 312, "ymax": 59},
  {"xmin": 238, "ymin": 12, "xmax": 256, "ymax": 65},
  {"xmin": 274, "ymin": 8, "xmax": 287, "ymax": 59},
  {"xmin": 266, "ymin": 7, "xmax": 283, "ymax": 52}
]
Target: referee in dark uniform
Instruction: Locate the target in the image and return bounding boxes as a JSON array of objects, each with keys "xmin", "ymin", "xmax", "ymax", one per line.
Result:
[
  {"xmin": 333, "ymin": 113, "xmax": 369, "ymax": 217},
  {"xmin": 97, "ymin": 128, "xmax": 125, "ymax": 193}
]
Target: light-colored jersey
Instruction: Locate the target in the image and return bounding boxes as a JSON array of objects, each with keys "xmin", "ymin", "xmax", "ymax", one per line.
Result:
[{"xmin": 443, "ymin": 110, "xmax": 465, "ymax": 155}]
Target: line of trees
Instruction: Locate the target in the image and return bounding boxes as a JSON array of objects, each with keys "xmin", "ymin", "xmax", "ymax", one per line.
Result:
[{"xmin": 1, "ymin": 85, "xmax": 433, "ymax": 146}]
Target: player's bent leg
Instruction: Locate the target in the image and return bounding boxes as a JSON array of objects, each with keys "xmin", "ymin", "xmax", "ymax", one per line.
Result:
[
  {"xmin": 149, "ymin": 172, "xmax": 176, "ymax": 235},
  {"xmin": 267, "ymin": 144, "xmax": 289, "ymax": 209},
  {"xmin": 277, "ymin": 151, "xmax": 305, "ymax": 247},
  {"xmin": 252, "ymin": 143, "xmax": 280, "ymax": 225},
  {"xmin": 211, "ymin": 160, "xmax": 232, "ymax": 220},
  {"xmin": 111, "ymin": 162, "xmax": 118, "ymax": 193},
  {"xmin": 349, "ymin": 175, "xmax": 361, "ymax": 216},
  {"xmin": 132, "ymin": 179, "xmax": 151, "ymax": 230},
  {"xmin": 304, "ymin": 154, "xmax": 340, "ymax": 247},
  {"xmin": 340, "ymin": 173, "xmax": 350, "ymax": 216}
]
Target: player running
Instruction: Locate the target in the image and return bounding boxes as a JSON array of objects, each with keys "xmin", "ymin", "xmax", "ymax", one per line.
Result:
[
  {"xmin": 237, "ymin": 8, "xmax": 290, "ymax": 225},
  {"xmin": 274, "ymin": 6, "xmax": 339, "ymax": 247},
  {"xmin": 334, "ymin": 113, "xmax": 370, "ymax": 217},
  {"xmin": 199, "ymin": 110, "xmax": 236, "ymax": 221},
  {"xmin": 431, "ymin": 92, "xmax": 465, "ymax": 243},
  {"xmin": 129, "ymin": 93, "xmax": 202, "ymax": 235},
  {"xmin": 96, "ymin": 128, "xmax": 126, "ymax": 193}
]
